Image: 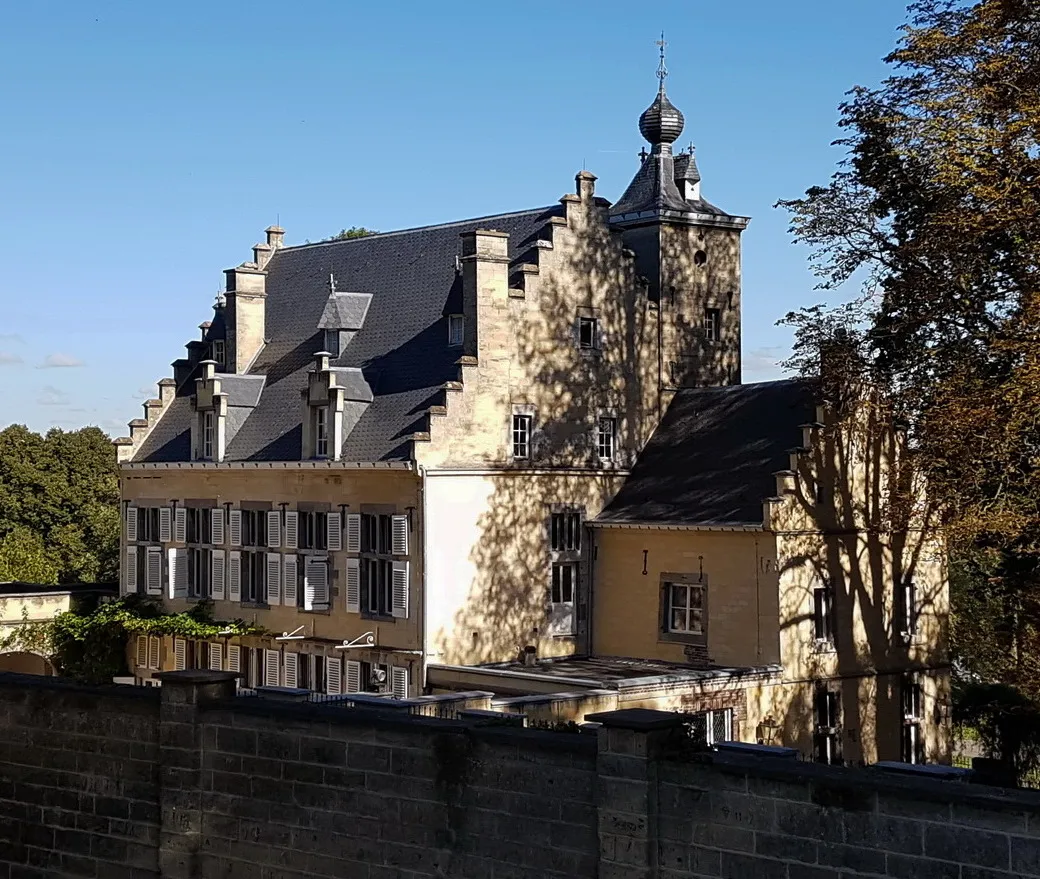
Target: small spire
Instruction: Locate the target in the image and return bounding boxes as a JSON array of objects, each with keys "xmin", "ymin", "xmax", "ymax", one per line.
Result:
[
  {"xmin": 655, "ymin": 31, "xmax": 668, "ymax": 93},
  {"xmin": 328, "ymin": 273, "xmax": 337, "ymax": 295}
]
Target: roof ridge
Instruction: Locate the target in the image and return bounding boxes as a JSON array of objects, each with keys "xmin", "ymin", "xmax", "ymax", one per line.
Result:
[{"xmin": 282, "ymin": 206, "xmax": 561, "ymax": 252}]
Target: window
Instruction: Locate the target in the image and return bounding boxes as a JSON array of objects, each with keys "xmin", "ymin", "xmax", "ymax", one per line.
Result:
[
  {"xmin": 135, "ymin": 507, "xmax": 161, "ymax": 543},
  {"xmin": 683, "ymin": 708, "xmax": 733, "ymax": 746},
  {"xmin": 550, "ymin": 512, "xmax": 581, "ymax": 553},
  {"xmin": 814, "ymin": 687, "xmax": 841, "ymax": 765},
  {"xmin": 186, "ymin": 508, "xmax": 211, "ymax": 546},
  {"xmin": 597, "ymin": 416, "xmax": 617, "ymax": 462},
  {"xmin": 324, "ymin": 329, "xmax": 341, "ymax": 357},
  {"xmin": 900, "ymin": 579, "xmax": 918, "ymax": 638},
  {"xmin": 548, "ymin": 562, "xmax": 577, "ymax": 635},
  {"xmin": 448, "ymin": 314, "xmax": 464, "ymax": 347},
  {"xmin": 814, "ymin": 583, "xmax": 834, "ymax": 644},
  {"xmin": 360, "ymin": 660, "xmax": 390, "ymax": 693},
  {"xmin": 202, "ymin": 411, "xmax": 215, "ymax": 460},
  {"xmin": 578, "ymin": 316, "xmax": 598, "ymax": 350},
  {"xmin": 361, "ymin": 513, "xmax": 393, "ymax": 616},
  {"xmin": 299, "ymin": 511, "xmax": 328, "ymax": 551},
  {"xmin": 703, "ymin": 308, "xmax": 721, "ymax": 342},
  {"xmin": 188, "ymin": 548, "xmax": 211, "ymax": 599},
  {"xmin": 241, "ymin": 510, "xmax": 267, "ymax": 548},
  {"xmin": 315, "ymin": 407, "xmax": 330, "ymax": 459},
  {"xmin": 667, "ymin": 581, "xmax": 705, "ymax": 636},
  {"xmin": 211, "ymin": 339, "xmax": 225, "ymax": 368},
  {"xmin": 512, "ymin": 414, "xmax": 532, "ymax": 460},
  {"xmin": 241, "ymin": 550, "xmax": 266, "ymax": 603},
  {"xmin": 902, "ymin": 676, "xmax": 925, "ymax": 764}
]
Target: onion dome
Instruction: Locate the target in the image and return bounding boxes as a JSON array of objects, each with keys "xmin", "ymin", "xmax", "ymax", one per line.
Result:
[{"xmin": 639, "ymin": 87, "xmax": 685, "ymax": 145}]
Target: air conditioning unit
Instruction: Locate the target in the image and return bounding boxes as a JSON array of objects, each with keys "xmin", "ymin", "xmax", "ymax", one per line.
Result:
[{"xmin": 369, "ymin": 666, "xmax": 388, "ymax": 691}]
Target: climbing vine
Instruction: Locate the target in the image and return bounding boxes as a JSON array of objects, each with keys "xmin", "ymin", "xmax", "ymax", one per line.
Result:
[{"xmin": 0, "ymin": 594, "xmax": 264, "ymax": 685}]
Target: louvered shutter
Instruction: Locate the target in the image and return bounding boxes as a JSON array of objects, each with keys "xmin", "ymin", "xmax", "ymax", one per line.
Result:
[
  {"xmin": 228, "ymin": 509, "xmax": 242, "ymax": 547},
  {"xmin": 267, "ymin": 511, "xmax": 281, "ymax": 548},
  {"xmin": 126, "ymin": 506, "xmax": 138, "ymax": 542},
  {"xmin": 228, "ymin": 551, "xmax": 241, "ymax": 602},
  {"xmin": 125, "ymin": 546, "xmax": 137, "ymax": 594},
  {"xmin": 173, "ymin": 638, "xmax": 187, "ymax": 671},
  {"xmin": 168, "ymin": 548, "xmax": 187, "ymax": 598},
  {"xmin": 147, "ymin": 549, "xmax": 163, "ymax": 596},
  {"xmin": 174, "ymin": 507, "xmax": 186, "ymax": 543},
  {"xmin": 266, "ymin": 552, "xmax": 281, "ymax": 605},
  {"xmin": 304, "ymin": 558, "xmax": 328, "ymax": 610},
  {"xmin": 345, "ymin": 660, "xmax": 361, "ymax": 694},
  {"xmin": 391, "ymin": 666, "xmax": 409, "ymax": 699},
  {"xmin": 208, "ymin": 642, "xmax": 223, "ymax": 671},
  {"xmin": 282, "ymin": 555, "xmax": 298, "ymax": 607},
  {"xmin": 345, "ymin": 513, "xmax": 361, "ymax": 553},
  {"xmin": 227, "ymin": 644, "xmax": 241, "ymax": 674},
  {"xmin": 327, "ymin": 512, "xmax": 342, "ymax": 552},
  {"xmin": 326, "ymin": 656, "xmax": 342, "ymax": 695},
  {"xmin": 159, "ymin": 507, "xmax": 172, "ymax": 543},
  {"xmin": 211, "ymin": 508, "xmax": 225, "ymax": 545},
  {"xmin": 263, "ymin": 649, "xmax": 280, "ymax": 687},
  {"xmin": 284, "ymin": 511, "xmax": 298, "ymax": 550},
  {"xmin": 284, "ymin": 652, "xmax": 299, "ymax": 688},
  {"xmin": 391, "ymin": 561, "xmax": 409, "ymax": 619},
  {"xmin": 345, "ymin": 558, "xmax": 360, "ymax": 613},
  {"xmin": 392, "ymin": 514, "xmax": 409, "ymax": 556},
  {"xmin": 135, "ymin": 636, "xmax": 147, "ymax": 669},
  {"xmin": 211, "ymin": 550, "xmax": 226, "ymax": 600},
  {"xmin": 148, "ymin": 636, "xmax": 160, "ymax": 670}
]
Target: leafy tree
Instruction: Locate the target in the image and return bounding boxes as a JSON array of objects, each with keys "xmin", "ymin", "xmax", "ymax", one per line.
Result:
[
  {"xmin": 0, "ymin": 425, "xmax": 119, "ymax": 583},
  {"xmin": 776, "ymin": 1, "xmax": 1040, "ymax": 691},
  {"xmin": 332, "ymin": 226, "xmax": 378, "ymax": 240}
]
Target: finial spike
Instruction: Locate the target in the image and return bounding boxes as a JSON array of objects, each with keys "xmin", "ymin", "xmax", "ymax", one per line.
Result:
[
  {"xmin": 655, "ymin": 31, "xmax": 668, "ymax": 92},
  {"xmin": 328, "ymin": 273, "xmax": 336, "ymax": 295}
]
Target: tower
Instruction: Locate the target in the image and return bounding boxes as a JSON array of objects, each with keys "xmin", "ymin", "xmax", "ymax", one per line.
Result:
[{"xmin": 611, "ymin": 37, "xmax": 750, "ymax": 389}]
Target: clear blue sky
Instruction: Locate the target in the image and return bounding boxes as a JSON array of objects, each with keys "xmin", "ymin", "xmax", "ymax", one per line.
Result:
[{"xmin": 0, "ymin": 1, "xmax": 912, "ymax": 436}]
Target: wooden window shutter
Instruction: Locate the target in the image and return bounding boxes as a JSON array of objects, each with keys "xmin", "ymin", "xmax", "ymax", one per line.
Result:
[
  {"xmin": 391, "ymin": 666, "xmax": 409, "ymax": 699},
  {"xmin": 326, "ymin": 656, "xmax": 343, "ymax": 695},
  {"xmin": 326, "ymin": 512, "xmax": 342, "ymax": 552},
  {"xmin": 392, "ymin": 514, "xmax": 409, "ymax": 556},
  {"xmin": 228, "ymin": 509, "xmax": 242, "ymax": 547},
  {"xmin": 147, "ymin": 549, "xmax": 163, "ymax": 596},
  {"xmin": 282, "ymin": 555, "xmax": 298, "ymax": 607},
  {"xmin": 125, "ymin": 506, "xmax": 138, "ymax": 542},
  {"xmin": 304, "ymin": 558, "xmax": 328, "ymax": 610},
  {"xmin": 173, "ymin": 638, "xmax": 187, "ymax": 671},
  {"xmin": 345, "ymin": 513, "xmax": 361, "ymax": 553},
  {"xmin": 284, "ymin": 652, "xmax": 299, "ymax": 688},
  {"xmin": 345, "ymin": 660, "xmax": 361, "ymax": 694},
  {"xmin": 264, "ymin": 649, "xmax": 280, "ymax": 687},
  {"xmin": 266, "ymin": 553, "xmax": 282, "ymax": 605},
  {"xmin": 345, "ymin": 558, "xmax": 361, "ymax": 614},
  {"xmin": 169, "ymin": 548, "xmax": 187, "ymax": 598},
  {"xmin": 174, "ymin": 507, "xmax": 186, "ymax": 543},
  {"xmin": 208, "ymin": 642, "xmax": 223, "ymax": 671},
  {"xmin": 211, "ymin": 508, "xmax": 226, "ymax": 546},
  {"xmin": 135, "ymin": 635, "xmax": 147, "ymax": 669},
  {"xmin": 227, "ymin": 644, "xmax": 241, "ymax": 674},
  {"xmin": 228, "ymin": 551, "xmax": 241, "ymax": 602},
  {"xmin": 391, "ymin": 561, "xmax": 409, "ymax": 619},
  {"xmin": 148, "ymin": 636, "xmax": 160, "ymax": 670},
  {"xmin": 125, "ymin": 546, "xmax": 138, "ymax": 594},
  {"xmin": 159, "ymin": 507, "xmax": 172, "ymax": 543},
  {"xmin": 266, "ymin": 511, "xmax": 282, "ymax": 548},
  {"xmin": 284, "ymin": 511, "xmax": 299, "ymax": 550},
  {"xmin": 659, "ymin": 584, "xmax": 670, "ymax": 633},
  {"xmin": 211, "ymin": 550, "xmax": 226, "ymax": 600}
]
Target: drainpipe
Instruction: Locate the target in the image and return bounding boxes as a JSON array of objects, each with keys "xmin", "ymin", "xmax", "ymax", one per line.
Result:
[{"xmin": 419, "ymin": 464, "xmax": 428, "ymax": 693}]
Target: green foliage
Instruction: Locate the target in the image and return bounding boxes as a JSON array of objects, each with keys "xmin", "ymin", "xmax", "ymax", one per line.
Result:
[
  {"xmin": 0, "ymin": 425, "xmax": 119, "ymax": 584},
  {"xmin": 955, "ymin": 681, "xmax": 1040, "ymax": 783},
  {"xmin": 331, "ymin": 226, "xmax": 377, "ymax": 240},
  {"xmin": 0, "ymin": 595, "xmax": 263, "ymax": 685},
  {"xmin": 529, "ymin": 719, "xmax": 584, "ymax": 734}
]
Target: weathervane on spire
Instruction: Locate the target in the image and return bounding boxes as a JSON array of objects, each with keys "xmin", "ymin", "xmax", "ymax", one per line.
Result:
[{"xmin": 656, "ymin": 31, "xmax": 668, "ymax": 92}]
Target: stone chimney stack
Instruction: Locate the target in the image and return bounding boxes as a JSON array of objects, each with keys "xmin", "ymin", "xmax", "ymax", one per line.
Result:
[
  {"xmin": 266, "ymin": 226, "xmax": 285, "ymax": 249},
  {"xmin": 224, "ymin": 261, "xmax": 267, "ymax": 374}
]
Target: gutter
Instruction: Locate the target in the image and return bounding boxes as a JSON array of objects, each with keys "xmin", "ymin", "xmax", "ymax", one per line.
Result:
[
  {"xmin": 589, "ymin": 520, "xmax": 764, "ymax": 532},
  {"xmin": 121, "ymin": 460, "xmax": 418, "ymax": 472}
]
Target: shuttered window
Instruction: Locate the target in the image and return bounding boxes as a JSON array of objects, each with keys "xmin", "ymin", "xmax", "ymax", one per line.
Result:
[
  {"xmin": 211, "ymin": 508, "xmax": 225, "ymax": 546},
  {"xmin": 391, "ymin": 561, "xmax": 409, "ymax": 619},
  {"xmin": 344, "ymin": 660, "xmax": 361, "ymax": 694},
  {"xmin": 326, "ymin": 512, "xmax": 342, "ymax": 552},
  {"xmin": 125, "ymin": 546, "xmax": 138, "ymax": 594},
  {"xmin": 284, "ymin": 652, "xmax": 299, "ymax": 689},
  {"xmin": 266, "ymin": 553, "xmax": 282, "ymax": 605},
  {"xmin": 326, "ymin": 656, "xmax": 343, "ymax": 695},
  {"xmin": 284, "ymin": 511, "xmax": 299, "ymax": 550},
  {"xmin": 148, "ymin": 636, "xmax": 161, "ymax": 670},
  {"xmin": 228, "ymin": 510, "xmax": 242, "ymax": 547},
  {"xmin": 391, "ymin": 666, "xmax": 409, "ymax": 699},
  {"xmin": 174, "ymin": 507, "xmax": 187, "ymax": 543},
  {"xmin": 227, "ymin": 645, "xmax": 241, "ymax": 674},
  {"xmin": 391, "ymin": 514, "xmax": 409, "ymax": 556},
  {"xmin": 304, "ymin": 559, "xmax": 329, "ymax": 611},
  {"xmin": 168, "ymin": 548, "xmax": 188, "ymax": 599},
  {"xmin": 228, "ymin": 551, "xmax": 241, "ymax": 602},
  {"xmin": 147, "ymin": 548, "xmax": 163, "ymax": 596},
  {"xmin": 345, "ymin": 558, "xmax": 361, "ymax": 614},
  {"xmin": 266, "ymin": 511, "xmax": 281, "ymax": 548},
  {"xmin": 263, "ymin": 649, "xmax": 280, "ymax": 687},
  {"xmin": 208, "ymin": 642, "xmax": 223, "ymax": 671},
  {"xmin": 173, "ymin": 638, "xmax": 187, "ymax": 671},
  {"xmin": 211, "ymin": 550, "xmax": 226, "ymax": 600},
  {"xmin": 135, "ymin": 636, "xmax": 147, "ymax": 669},
  {"xmin": 282, "ymin": 555, "xmax": 298, "ymax": 607},
  {"xmin": 345, "ymin": 514, "xmax": 361, "ymax": 553},
  {"xmin": 159, "ymin": 507, "xmax": 172, "ymax": 543},
  {"xmin": 125, "ymin": 505, "xmax": 138, "ymax": 542}
]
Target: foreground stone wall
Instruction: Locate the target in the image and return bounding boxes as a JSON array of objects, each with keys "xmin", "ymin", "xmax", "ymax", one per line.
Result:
[{"xmin": 0, "ymin": 671, "xmax": 1037, "ymax": 879}]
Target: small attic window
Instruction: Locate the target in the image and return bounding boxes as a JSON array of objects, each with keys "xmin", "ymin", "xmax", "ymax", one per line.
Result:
[
  {"xmin": 324, "ymin": 330, "xmax": 341, "ymax": 357},
  {"xmin": 211, "ymin": 340, "xmax": 225, "ymax": 368},
  {"xmin": 448, "ymin": 315, "xmax": 464, "ymax": 347}
]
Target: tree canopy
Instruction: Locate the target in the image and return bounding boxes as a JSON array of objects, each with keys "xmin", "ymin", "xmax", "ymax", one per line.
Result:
[
  {"xmin": 778, "ymin": 0, "xmax": 1040, "ymax": 691},
  {"xmin": 0, "ymin": 425, "xmax": 119, "ymax": 584}
]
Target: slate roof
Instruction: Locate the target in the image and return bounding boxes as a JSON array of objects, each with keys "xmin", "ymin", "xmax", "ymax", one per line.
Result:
[
  {"xmin": 596, "ymin": 379, "xmax": 819, "ymax": 526},
  {"xmin": 609, "ymin": 148, "xmax": 733, "ymax": 222},
  {"xmin": 134, "ymin": 206, "xmax": 564, "ymax": 463}
]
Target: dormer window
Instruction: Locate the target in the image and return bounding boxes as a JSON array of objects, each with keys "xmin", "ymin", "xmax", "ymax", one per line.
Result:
[
  {"xmin": 315, "ymin": 406, "xmax": 330, "ymax": 458},
  {"xmin": 201, "ymin": 411, "xmax": 215, "ymax": 460},
  {"xmin": 211, "ymin": 340, "xmax": 226, "ymax": 368},
  {"xmin": 324, "ymin": 330, "xmax": 341, "ymax": 358},
  {"xmin": 448, "ymin": 315, "xmax": 464, "ymax": 347}
]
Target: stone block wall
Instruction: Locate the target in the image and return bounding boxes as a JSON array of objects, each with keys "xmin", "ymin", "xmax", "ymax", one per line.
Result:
[{"xmin": 0, "ymin": 672, "xmax": 1038, "ymax": 879}]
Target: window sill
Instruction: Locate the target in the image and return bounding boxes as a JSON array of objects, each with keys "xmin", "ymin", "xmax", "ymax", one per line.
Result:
[
  {"xmin": 811, "ymin": 640, "xmax": 837, "ymax": 654},
  {"xmin": 300, "ymin": 605, "xmax": 331, "ymax": 615},
  {"xmin": 240, "ymin": 601, "xmax": 272, "ymax": 610},
  {"xmin": 361, "ymin": 612, "xmax": 395, "ymax": 622},
  {"xmin": 659, "ymin": 632, "xmax": 707, "ymax": 646},
  {"xmin": 549, "ymin": 632, "xmax": 577, "ymax": 639}
]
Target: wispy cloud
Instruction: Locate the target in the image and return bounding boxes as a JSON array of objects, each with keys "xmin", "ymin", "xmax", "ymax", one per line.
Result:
[
  {"xmin": 0, "ymin": 351, "xmax": 22, "ymax": 365},
  {"xmin": 133, "ymin": 385, "xmax": 154, "ymax": 400},
  {"xmin": 0, "ymin": 334, "xmax": 24, "ymax": 345},
  {"xmin": 38, "ymin": 385, "xmax": 70, "ymax": 406},
  {"xmin": 39, "ymin": 353, "xmax": 85, "ymax": 369},
  {"xmin": 744, "ymin": 346, "xmax": 788, "ymax": 382}
]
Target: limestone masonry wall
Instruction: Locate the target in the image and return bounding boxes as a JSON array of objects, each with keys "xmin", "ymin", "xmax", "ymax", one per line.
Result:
[{"xmin": 0, "ymin": 671, "xmax": 1039, "ymax": 879}]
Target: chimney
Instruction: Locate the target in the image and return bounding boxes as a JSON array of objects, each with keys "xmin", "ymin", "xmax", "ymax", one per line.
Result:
[
  {"xmin": 266, "ymin": 226, "xmax": 285, "ymax": 249},
  {"xmin": 315, "ymin": 351, "xmax": 331, "ymax": 373},
  {"xmin": 200, "ymin": 359, "xmax": 217, "ymax": 381},
  {"xmin": 253, "ymin": 242, "xmax": 273, "ymax": 270},
  {"xmin": 224, "ymin": 262, "xmax": 267, "ymax": 373},
  {"xmin": 459, "ymin": 229, "xmax": 510, "ymax": 360},
  {"xmin": 575, "ymin": 170, "xmax": 597, "ymax": 203}
]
